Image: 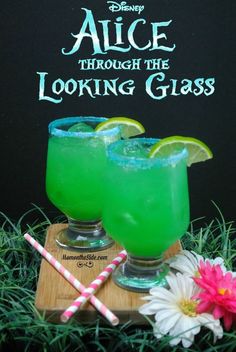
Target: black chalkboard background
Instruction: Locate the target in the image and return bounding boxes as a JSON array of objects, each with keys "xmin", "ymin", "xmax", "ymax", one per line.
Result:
[{"xmin": 1, "ymin": 0, "xmax": 235, "ymax": 223}]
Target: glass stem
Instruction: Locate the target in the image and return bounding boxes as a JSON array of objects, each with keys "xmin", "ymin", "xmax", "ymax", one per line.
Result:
[
  {"xmin": 67, "ymin": 217, "xmax": 104, "ymax": 238},
  {"xmin": 55, "ymin": 218, "xmax": 114, "ymax": 251},
  {"xmin": 112, "ymin": 253, "xmax": 169, "ymax": 292},
  {"xmin": 125, "ymin": 255, "xmax": 163, "ymax": 275}
]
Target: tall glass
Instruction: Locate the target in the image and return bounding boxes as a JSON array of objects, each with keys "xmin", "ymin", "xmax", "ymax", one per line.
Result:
[
  {"xmin": 102, "ymin": 138, "xmax": 190, "ymax": 292},
  {"xmin": 46, "ymin": 116, "xmax": 120, "ymax": 251}
]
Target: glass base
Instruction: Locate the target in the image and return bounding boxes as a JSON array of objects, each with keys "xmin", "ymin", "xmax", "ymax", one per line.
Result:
[
  {"xmin": 112, "ymin": 255, "xmax": 169, "ymax": 292},
  {"xmin": 55, "ymin": 218, "xmax": 114, "ymax": 251}
]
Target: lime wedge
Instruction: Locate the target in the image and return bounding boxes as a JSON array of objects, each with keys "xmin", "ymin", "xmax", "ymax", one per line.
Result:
[
  {"xmin": 149, "ymin": 136, "xmax": 213, "ymax": 166},
  {"xmin": 95, "ymin": 117, "xmax": 145, "ymax": 138},
  {"xmin": 68, "ymin": 122, "xmax": 94, "ymax": 132}
]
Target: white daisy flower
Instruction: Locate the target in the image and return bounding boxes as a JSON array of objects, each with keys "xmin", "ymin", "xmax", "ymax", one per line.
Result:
[
  {"xmin": 139, "ymin": 273, "xmax": 223, "ymax": 348},
  {"xmin": 166, "ymin": 250, "xmax": 228, "ymax": 278}
]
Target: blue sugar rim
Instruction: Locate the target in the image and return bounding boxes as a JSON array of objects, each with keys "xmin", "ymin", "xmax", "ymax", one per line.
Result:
[
  {"xmin": 107, "ymin": 138, "xmax": 188, "ymax": 168},
  {"xmin": 48, "ymin": 116, "xmax": 120, "ymax": 138}
]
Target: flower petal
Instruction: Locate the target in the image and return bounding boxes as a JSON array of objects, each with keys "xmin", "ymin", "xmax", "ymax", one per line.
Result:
[
  {"xmin": 223, "ymin": 310, "xmax": 233, "ymax": 331},
  {"xmin": 156, "ymin": 311, "xmax": 181, "ymax": 334},
  {"xmin": 169, "ymin": 336, "xmax": 181, "ymax": 346},
  {"xmin": 153, "ymin": 325, "xmax": 163, "ymax": 340},
  {"xmin": 182, "ymin": 333, "xmax": 195, "ymax": 348},
  {"xmin": 197, "ymin": 300, "xmax": 212, "ymax": 313},
  {"xmin": 168, "ymin": 250, "xmax": 200, "ymax": 277},
  {"xmin": 213, "ymin": 305, "xmax": 225, "ymax": 319},
  {"xmin": 226, "ymin": 301, "xmax": 236, "ymax": 312},
  {"xmin": 170, "ymin": 315, "xmax": 200, "ymax": 339},
  {"xmin": 198, "ymin": 313, "xmax": 223, "ymax": 339},
  {"xmin": 140, "ymin": 295, "xmax": 154, "ymax": 301},
  {"xmin": 139, "ymin": 301, "xmax": 164, "ymax": 315},
  {"xmin": 149, "ymin": 286, "xmax": 177, "ymax": 302}
]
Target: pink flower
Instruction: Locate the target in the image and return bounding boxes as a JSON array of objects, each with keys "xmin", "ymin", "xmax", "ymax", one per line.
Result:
[{"xmin": 193, "ymin": 260, "xmax": 236, "ymax": 330}]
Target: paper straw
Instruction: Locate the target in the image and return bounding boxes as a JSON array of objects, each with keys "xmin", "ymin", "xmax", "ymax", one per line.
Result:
[
  {"xmin": 61, "ymin": 250, "xmax": 127, "ymax": 323},
  {"xmin": 24, "ymin": 233, "xmax": 120, "ymax": 326}
]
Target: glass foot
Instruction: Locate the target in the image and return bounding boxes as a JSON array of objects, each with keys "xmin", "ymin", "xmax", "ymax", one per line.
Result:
[
  {"xmin": 112, "ymin": 255, "xmax": 169, "ymax": 292},
  {"xmin": 55, "ymin": 218, "xmax": 114, "ymax": 251}
]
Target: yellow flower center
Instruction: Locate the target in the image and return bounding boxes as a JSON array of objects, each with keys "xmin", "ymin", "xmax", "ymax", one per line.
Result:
[
  {"xmin": 179, "ymin": 299, "xmax": 198, "ymax": 317},
  {"xmin": 218, "ymin": 287, "xmax": 231, "ymax": 295},
  {"xmin": 194, "ymin": 270, "xmax": 200, "ymax": 278}
]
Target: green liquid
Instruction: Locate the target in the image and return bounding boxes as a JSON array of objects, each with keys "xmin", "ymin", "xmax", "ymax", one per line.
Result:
[
  {"xmin": 46, "ymin": 134, "xmax": 116, "ymax": 221},
  {"xmin": 103, "ymin": 141, "xmax": 190, "ymax": 257}
]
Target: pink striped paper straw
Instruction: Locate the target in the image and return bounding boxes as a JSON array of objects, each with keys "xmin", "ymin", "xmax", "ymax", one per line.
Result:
[
  {"xmin": 24, "ymin": 233, "xmax": 120, "ymax": 326},
  {"xmin": 61, "ymin": 250, "xmax": 127, "ymax": 323}
]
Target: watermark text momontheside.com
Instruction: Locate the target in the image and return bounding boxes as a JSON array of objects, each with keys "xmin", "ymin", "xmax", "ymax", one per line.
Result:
[
  {"xmin": 62, "ymin": 253, "xmax": 108, "ymax": 268},
  {"xmin": 62, "ymin": 253, "xmax": 108, "ymax": 261}
]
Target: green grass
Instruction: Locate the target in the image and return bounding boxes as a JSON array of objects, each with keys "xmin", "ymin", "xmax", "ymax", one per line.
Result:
[{"xmin": 0, "ymin": 204, "xmax": 236, "ymax": 351}]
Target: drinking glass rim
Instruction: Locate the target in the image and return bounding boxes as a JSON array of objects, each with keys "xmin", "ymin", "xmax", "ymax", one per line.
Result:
[
  {"xmin": 107, "ymin": 137, "xmax": 189, "ymax": 168},
  {"xmin": 48, "ymin": 116, "xmax": 120, "ymax": 138}
]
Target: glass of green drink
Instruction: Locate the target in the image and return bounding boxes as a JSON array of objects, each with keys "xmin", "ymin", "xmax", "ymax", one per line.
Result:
[
  {"xmin": 46, "ymin": 116, "xmax": 120, "ymax": 251},
  {"xmin": 102, "ymin": 138, "xmax": 190, "ymax": 292}
]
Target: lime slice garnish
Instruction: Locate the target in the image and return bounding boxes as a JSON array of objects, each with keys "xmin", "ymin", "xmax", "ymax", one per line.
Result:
[
  {"xmin": 68, "ymin": 122, "xmax": 94, "ymax": 132},
  {"xmin": 149, "ymin": 136, "xmax": 213, "ymax": 166},
  {"xmin": 95, "ymin": 117, "xmax": 145, "ymax": 138}
]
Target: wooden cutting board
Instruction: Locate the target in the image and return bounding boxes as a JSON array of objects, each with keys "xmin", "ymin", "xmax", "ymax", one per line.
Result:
[{"xmin": 35, "ymin": 224, "xmax": 182, "ymax": 325}]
